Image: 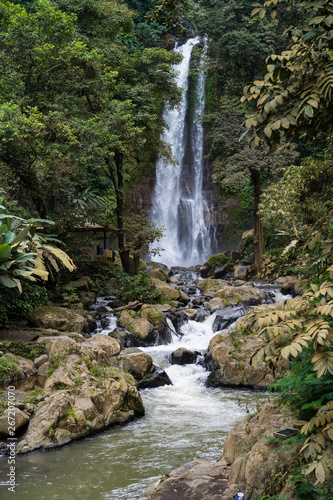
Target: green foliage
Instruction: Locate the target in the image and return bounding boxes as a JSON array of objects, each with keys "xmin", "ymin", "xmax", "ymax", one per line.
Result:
[
  {"xmin": 0, "ymin": 356, "xmax": 18, "ymax": 382},
  {"xmin": 207, "ymin": 253, "xmax": 229, "ymax": 270},
  {"xmin": 242, "ymin": 0, "xmax": 333, "ymax": 151},
  {"xmin": 0, "ymin": 340, "xmax": 47, "ymax": 360},
  {"xmin": 0, "ymin": 281, "xmax": 49, "ymax": 326},
  {"xmin": 116, "ymin": 269, "xmax": 166, "ymax": 304}
]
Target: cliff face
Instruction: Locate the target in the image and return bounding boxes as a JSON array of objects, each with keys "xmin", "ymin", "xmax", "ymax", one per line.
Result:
[{"xmin": 126, "ymin": 158, "xmax": 243, "ymax": 254}]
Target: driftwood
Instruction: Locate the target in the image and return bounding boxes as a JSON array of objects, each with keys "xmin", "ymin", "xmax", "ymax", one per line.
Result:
[{"xmin": 111, "ymin": 300, "xmax": 142, "ymax": 313}]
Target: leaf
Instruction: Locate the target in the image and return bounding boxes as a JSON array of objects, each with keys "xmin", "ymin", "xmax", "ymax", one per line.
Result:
[
  {"xmin": 0, "ymin": 244, "xmax": 11, "ymax": 261},
  {"xmin": 0, "ymin": 274, "xmax": 19, "ymax": 289},
  {"xmin": 315, "ymin": 462, "xmax": 326, "ymax": 484}
]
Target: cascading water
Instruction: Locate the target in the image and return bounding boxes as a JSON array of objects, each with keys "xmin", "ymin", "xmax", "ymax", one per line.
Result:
[{"xmin": 152, "ymin": 37, "xmax": 212, "ymax": 268}]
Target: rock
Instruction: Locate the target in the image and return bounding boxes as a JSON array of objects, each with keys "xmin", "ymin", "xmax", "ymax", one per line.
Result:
[
  {"xmin": 205, "ymin": 297, "xmax": 225, "ymax": 313},
  {"xmin": 140, "ymin": 305, "xmax": 164, "ymax": 329},
  {"xmin": 280, "ymin": 276, "xmax": 306, "ymax": 296},
  {"xmin": 27, "ymin": 306, "xmax": 87, "ymax": 333},
  {"xmin": 119, "ymin": 348, "xmax": 153, "ymax": 380},
  {"xmin": 212, "ymin": 305, "xmax": 252, "ymax": 333},
  {"xmin": 170, "ymin": 348, "xmax": 196, "ymax": 365},
  {"xmin": 0, "ymin": 408, "xmax": 30, "ymax": 437},
  {"xmin": 83, "ymin": 334, "xmax": 121, "ymax": 358},
  {"xmin": 68, "ymin": 276, "xmax": 92, "ymax": 292},
  {"xmin": 205, "ymin": 332, "xmax": 275, "ymax": 389},
  {"xmin": 213, "ymin": 266, "xmax": 228, "ymax": 279},
  {"xmin": 154, "ymin": 304, "xmax": 172, "ymax": 313},
  {"xmin": 148, "ymin": 268, "xmax": 170, "ymax": 282},
  {"xmin": 150, "ymin": 278, "xmax": 180, "ymax": 301},
  {"xmin": 138, "ymin": 459, "xmax": 237, "ymax": 500},
  {"xmin": 179, "ymin": 290, "xmax": 191, "ymax": 303},
  {"xmin": 183, "ymin": 308, "xmax": 197, "ymax": 321},
  {"xmin": 77, "ymin": 292, "xmax": 96, "ymax": 308},
  {"xmin": 137, "ymin": 366, "xmax": 172, "ymax": 389},
  {"xmin": 118, "ymin": 311, "xmax": 155, "ymax": 344},
  {"xmin": 223, "ymin": 402, "xmax": 297, "ymax": 500},
  {"xmin": 0, "ymin": 353, "xmax": 36, "ymax": 381},
  {"xmin": 38, "ymin": 362, "xmax": 49, "ymax": 377},
  {"xmin": 34, "ymin": 354, "xmax": 49, "ymax": 368},
  {"xmin": 199, "ymin": 280, "xmax": 265, "ymax": 308},
  {"xmin": 37, "ymin": 336, "xmax": 78, "ymax": 358},
  {"xmin": 18, "ymin": 349, "xmax": 145, "ymax": 454},
  {"xmin": 234, "ymin": 265, "xmax": 249, "ymax": 280}
]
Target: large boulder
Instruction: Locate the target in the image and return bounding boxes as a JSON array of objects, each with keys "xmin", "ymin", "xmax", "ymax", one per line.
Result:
[
  {"xmin": 119, "ymin": 348, "xmax": 153, "ymax": 380},
  {"xmin": 0, "ymin": 408, "xmax": 30, "ymax": 437},
  {"xmin": 223, "ymin": 402, "xmax": 297, "ymax": 500},
  {"xmin": 37, "ymin": 335, "xmax": 78, "ymax": 358},
  {"xmin": 27, "ymin": 306, "xmax": 87, "ymax": 333},
  {"xmin": 199, "ymin": 280, "xmax": 265, "ymax": 310},
  {"xmin": 0, "ymin": 353, "xmax": 36, "ymax": 383},
  {"xmin": 83, "ymin": 334, "xmax": 121, "ymax": 358},
  {"xmin": 17, "ymin": 356, "xmax": 144, "ymax": 454},
  {"xmin": 118, "ymin": 311, "xmax": 155, "ymax": 343},
  {"xmin": 150, "ymin": 278, "xmax": 180, "ymax": 301},
  {"xmin": 148, "ymin": 268, "xmax": 170, "ymax": 282},
  {"xmin": 170, "ymin": 347, "xmax": 196, "ymax": 365},
  {"xmin": 138, "ymin": 459, "xmax": 237, "ymax": 500},
  {"xmin": 205, "ymin": 332, "xmax": 275, "ymax": 389},
  {"xmin": 68, "ymin": 276, "xmax": 92, "ymax": 292}
]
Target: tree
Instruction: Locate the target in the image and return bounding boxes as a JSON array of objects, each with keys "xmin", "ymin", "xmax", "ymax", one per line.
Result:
[
  {"xmin": 124, "ymin": 211, "xmax": 164, "ymax": 275},
  {"xmin": 241, "ymin": 0, "xmax": 333, "ymax": 151}
]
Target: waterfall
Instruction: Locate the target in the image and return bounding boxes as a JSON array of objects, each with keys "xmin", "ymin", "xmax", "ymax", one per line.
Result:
[{"xmin": 152, "ymin": 37, "xmax": 212, "ymax": 268}]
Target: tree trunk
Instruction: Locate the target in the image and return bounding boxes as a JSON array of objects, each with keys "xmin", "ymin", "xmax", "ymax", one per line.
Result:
[
  {"xmin": 250, "ymin": 168, "xmax": 264, "ymax": 273},
  {"xmin": 107, "ymin": 152, "xmax": 130, "ymax": 274},
  {"xmin": 133, "ymin": 253, "xmax": 141, "ymax": 275}
]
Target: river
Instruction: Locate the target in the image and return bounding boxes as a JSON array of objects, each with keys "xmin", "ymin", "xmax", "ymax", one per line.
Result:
[{"xmin": 0, "ymin": 280, "xmax": 287, "ymax": 500}]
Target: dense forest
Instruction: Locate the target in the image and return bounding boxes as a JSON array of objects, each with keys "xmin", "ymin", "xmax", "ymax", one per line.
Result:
[{"xmin": 0, "ymin": 0, "xmax": 333, "ymax": 498}]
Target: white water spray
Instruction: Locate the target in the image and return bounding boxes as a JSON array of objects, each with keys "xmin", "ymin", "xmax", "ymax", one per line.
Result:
[{"xmin": 152, "ymin": 37, "xmax": 211, "ymax": 268}]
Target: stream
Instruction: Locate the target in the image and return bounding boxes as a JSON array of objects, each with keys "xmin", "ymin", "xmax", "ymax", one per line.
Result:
[{"xmin": 0, "ymin": 276, "xmax": 287, "ymax": 500}]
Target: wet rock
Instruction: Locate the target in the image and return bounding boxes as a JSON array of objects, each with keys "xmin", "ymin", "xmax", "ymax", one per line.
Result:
[
  {"xmin": 0, "ymin": 408, "xmax": 30, "ymax": 437},
  {"xmin": 27, "ymin": 306, "xmax": 87, "ymax": 333},
  {"xmin": 212, "ymin": 305, "xmax": 252, "ymax": 333},
  {"xmin": 183, "ymin": 308, "xmax": 198, "ymax": 321},
  {"xmin": 213, "ymin": 266, "xmax": 228, "ymax": 279},
  {"xmin": 138, "ymin": 459, "xmax": 236, "ymax": 500},
  {"xmin": 137, "ymin": 366, "xmax": 172, "ymax": 389},
  {"xmin": 106, "ymin": 298, "xmax": 124, "ymax": 309},
  {"xmin": 179, "ymin": 290, "xmax": 191, "ymax": 304},
  {"xmin": 119, "ymin": 348, "xmax": 153, "ymax": 380},
  {"xmin": 234, "ymin": 265, "xmax": 249, "ymax": 280},
  {"xmin": 170, "ymin": 348, "xmax": 196, "ymax": 365}
]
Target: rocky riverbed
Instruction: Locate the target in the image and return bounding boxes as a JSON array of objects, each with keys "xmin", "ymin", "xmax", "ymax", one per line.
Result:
[{"xmin": 0, "ymin": 266, "xmax": 303, "ymax": 498}]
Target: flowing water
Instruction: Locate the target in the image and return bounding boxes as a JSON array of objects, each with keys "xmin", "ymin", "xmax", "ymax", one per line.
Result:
[
  {"xmin": 152, "ymin": 37, "xmax": 212, "ymax": 268},
  {"xmin": 0, "ymin": 282, "xmax": 288, "ymax": 500}
]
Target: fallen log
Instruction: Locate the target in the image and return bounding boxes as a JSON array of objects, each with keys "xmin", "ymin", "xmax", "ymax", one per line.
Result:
[{"xmin": 111, "ymin": 300, "xmax": 142, "ymax": 313}]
